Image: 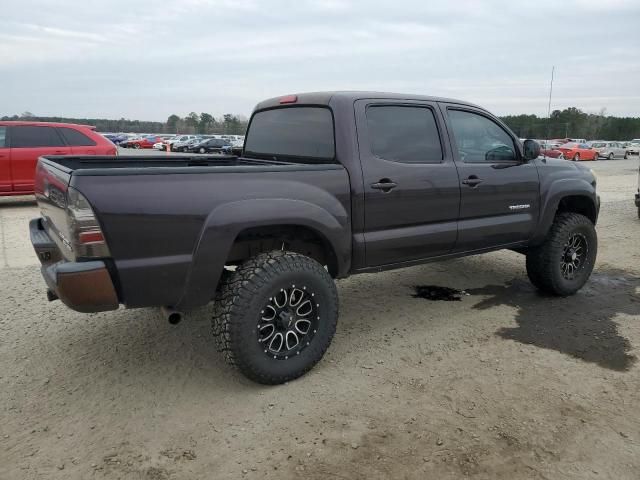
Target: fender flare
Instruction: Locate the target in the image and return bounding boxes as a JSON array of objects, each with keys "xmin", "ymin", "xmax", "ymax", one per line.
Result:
[
  {"xmin": 176, "ymin": 198, "xmax": 350, "ymax": 309},
  {"xmin": 531, "ymin": 178, "xmax": 598, "ymax": 244}
]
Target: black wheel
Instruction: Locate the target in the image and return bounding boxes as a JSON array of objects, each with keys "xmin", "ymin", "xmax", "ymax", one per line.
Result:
[
  {"xmin": 608, "ymin": 152, "xmax": 614, "ymax": 160},
  {"xmin": 199, "ymin": 147, "xmax": 206, "ymax": 154},
  {"xmin": 624, "ymin": 152, "xmax": 629, "ymax": 159},
  {"xmin": 526, "ymin": 213, "xmax": 597, "ymax": 296},
  {"xmin": 573, "ymin": 153, "xmax": 580, "ymax": 161},
  {"xmin": 212, "ymin": 251, "xmax": 338, "ymax": 384},
  {"xmin": 134, "ymin": 143, "xmax": 141, "ymax": 149}
]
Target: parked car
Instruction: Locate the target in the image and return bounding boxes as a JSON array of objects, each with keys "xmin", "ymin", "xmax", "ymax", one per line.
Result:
[
  {"xmin": 186, "ymin": 138, "xmax": 233, "ymax": 154},
  {"xmin": 537, "ymin": 141, "xmax": 564, "ymax": 159},
  {"xmin": 30, "ymin": 91, "xmax": 600, "ymax": 384},
  {"xmin": 589, "ymin": 141, "xmax": 629, "ymax": 160},
  {"xmin": 121, "ymin": 135, "xmax": 164, "ymax": 149},
  {"xmin": 0, "ymin": 121, "xmax": 116, "ymax": 196},
  {"xmin": 171, "ymin": 137, "xmax": 203, "ymax": 152},
  {"xmin": 624, "ymin": 140, "xmax": 640, "ymax": 155},
  {"xmin": 556, "ymin": 142, "xmax": 599, "ymax": 161}
]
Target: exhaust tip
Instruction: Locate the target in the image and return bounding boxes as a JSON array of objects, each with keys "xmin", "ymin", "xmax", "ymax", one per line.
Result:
[{"xmin": 161, "ymin": 306, "xmax": 183, "ymax": 325}]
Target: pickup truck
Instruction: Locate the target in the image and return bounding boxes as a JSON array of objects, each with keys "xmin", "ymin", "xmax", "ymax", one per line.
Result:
[{"xmin": 30, "ymin": 91, "xmax": 600, "ymax": 384}]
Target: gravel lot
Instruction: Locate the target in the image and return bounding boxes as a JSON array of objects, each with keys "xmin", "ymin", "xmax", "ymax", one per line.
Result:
[{"xmin": 1, "ymin": 156, "xmax": 639, "ymax": 479}]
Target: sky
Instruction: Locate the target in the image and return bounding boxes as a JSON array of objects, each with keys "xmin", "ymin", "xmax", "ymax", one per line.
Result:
[{"xmin": 2, "ymin": 0, "xmax": 640, "ymax": 121}]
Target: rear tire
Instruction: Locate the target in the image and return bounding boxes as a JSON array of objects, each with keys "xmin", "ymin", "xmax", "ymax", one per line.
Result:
[
  {"xmin": 212, "ymin": 251, "xmax": 338, "ymax": 384},
  {"xmin": 624, "ymin": 152, "xmax": 629, "ymax": 159},
  {"xmin": 573, "ymin": 153, "xmax": 580, "ymax": 161},
  {"xmin": 526, "ymin": 213, "xmax": 597, "ymax": 296},
  {"xmin": 608, "ymin": 152, "xmax": 614, "ymax": 160},
  {"xmin": 200, "ymin": 147, "xmax": 206, "ymax": 154}
]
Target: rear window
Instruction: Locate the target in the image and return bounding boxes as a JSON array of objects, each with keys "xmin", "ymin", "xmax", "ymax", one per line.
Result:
[
  {"xmin": 10, "ymin": 125, "xmax": 65, "ymax": 148},
  {"xmin": 57, "ymin": 127, "xmax": 97, "ymax": 146},
  {"xmin": 244, "ymin": 107, "xmax": 335, "ymax": 161}
]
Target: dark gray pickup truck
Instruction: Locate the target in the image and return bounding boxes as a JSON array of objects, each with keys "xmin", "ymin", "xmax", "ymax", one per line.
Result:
[{"xmin": 31, "ymin": 91, "xmax": 600, "ymax": 384}]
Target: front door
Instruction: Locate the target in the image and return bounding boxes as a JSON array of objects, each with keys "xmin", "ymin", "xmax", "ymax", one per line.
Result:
[
  {"xmin": 9, "ymin": 125, "xmax": 71, "ymax": 193},
  {"xmin": 441, "ymin": 105, "xmax": 540, "ymax": 252},
  {"xmin": 0, "ymin": 127, "xmax": 10, "ymax": 192},
  {"xmin": 355, "ymin": 100, "xmax": 461, "ymax": 267}
]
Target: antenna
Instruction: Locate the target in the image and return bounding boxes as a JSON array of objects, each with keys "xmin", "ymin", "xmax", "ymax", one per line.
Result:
[{"xmin": 546, "ymin": 66, "xmax": 555, "ymax": 140}]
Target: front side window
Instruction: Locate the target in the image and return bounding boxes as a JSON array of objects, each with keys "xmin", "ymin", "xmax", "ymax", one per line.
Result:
[
  {"xmin": 366, "ymin": 105, "xmax": 443, "ymax": 163},
  {"xmin": 244, "ymin": 107, "xmax": 335, "ymax": 161},
  {"xmin": 57, "ymin": 127, "xmax": 97, "ymax": 146},
  {"xmin": 0, "ymin": 127, "xmax": 6, "ymax": 148},
  {"xmin": 448, "ymin": 110, "xmax": 517, "ymax": 163},
  {"xmin": 10, "ymin": 125, "xmax": 65, "ymax": 148}
]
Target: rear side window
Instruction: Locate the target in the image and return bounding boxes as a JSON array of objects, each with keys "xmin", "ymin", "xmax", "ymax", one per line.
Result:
[
  {"xmin": 10, "ymin": 126, "xmax": 65, "ymax": 148},
  {"xmin": 244, "ymin": 107, "xmax": 335, "ymax": 161},
  {"xmin": 366, "ymin": 105, "xmax": 443, "ymax": 163},
  {"xmin": 57, "ymin": 127, "xmax": 97, "ymax": 146},
  {"xmin": 0, "ymin": 127, "xmax": 6, "ymax": 148}
]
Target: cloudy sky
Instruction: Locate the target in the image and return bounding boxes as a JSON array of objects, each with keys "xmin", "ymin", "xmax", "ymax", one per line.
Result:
[{"xmin": 2, "ymin": 0, "xmax": 639, "ymax": 121}]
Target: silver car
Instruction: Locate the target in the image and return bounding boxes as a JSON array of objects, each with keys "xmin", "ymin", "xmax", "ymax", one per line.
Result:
[
  {"xmin": 590, "ymin": 141, "xmax": 629, "ymax": 160},
  {"xmin": 624, "ymin": 140, "xmax": 640, "ymax": 156}
]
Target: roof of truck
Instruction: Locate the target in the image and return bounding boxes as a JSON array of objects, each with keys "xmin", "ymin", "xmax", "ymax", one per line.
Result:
[{"xmin": 254, "ymin": 91, "xmax": 486, "ymax": 112}]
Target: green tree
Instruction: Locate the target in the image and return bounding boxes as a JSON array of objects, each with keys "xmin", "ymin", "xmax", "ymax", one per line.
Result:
[
  {"xmin": 167, "ymin": 114, "xmax": 181, "ymax": 133},
  {"xmin": 198, "ymin": 113, "xmax": 214, "ymax": 134}
]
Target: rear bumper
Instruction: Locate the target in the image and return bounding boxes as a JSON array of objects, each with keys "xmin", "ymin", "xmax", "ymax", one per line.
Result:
[{"xmin": 30, "ymin": 218, "xmax": 119, "ymax": 313}]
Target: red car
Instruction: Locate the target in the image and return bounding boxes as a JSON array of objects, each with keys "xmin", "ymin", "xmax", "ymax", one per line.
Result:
[
  {"xmin": 0, "ymin": 121, "xmax": 117, "ymax": 196},
  {"xmin": 537, "ymin": 141, "xmax": 564, "ymax": 159},
  {"xmin": 556, "ymin": 142, "xmax": 599, "ymax": 162},
  {"xmin": 121, "ymin": 136, "xmax": 163, "ymax": 149}
]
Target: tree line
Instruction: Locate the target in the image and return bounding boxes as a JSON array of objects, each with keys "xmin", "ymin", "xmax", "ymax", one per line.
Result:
[
  {"xmin": 3, "ymin": 107, "xmax": 640, "ymax": 140},
  {"xmin": 501, "ymin": 107, "xmax": 640, "ymax": 141},
  {"xmin": 1, "ymin": 112, "xmax": 249, "ymax": 135}
]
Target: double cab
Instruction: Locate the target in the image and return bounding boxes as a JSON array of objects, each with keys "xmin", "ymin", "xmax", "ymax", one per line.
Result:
[{"xmin": 30, "ymin": 92, "xmax": 600, "ymax": 384}]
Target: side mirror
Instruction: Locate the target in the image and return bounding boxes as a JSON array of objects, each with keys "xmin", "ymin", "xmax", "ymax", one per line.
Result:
[{"xmin": 523, "ymin": 139, "xmax": 541, "ymax": 161}]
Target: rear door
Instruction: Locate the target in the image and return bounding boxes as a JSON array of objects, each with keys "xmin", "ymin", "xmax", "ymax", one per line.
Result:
[
  {"xmin": 441, "ymin": 105, "xmax": 540, "ymax": 252},
  {"xmin": 0, "ymin": 127, "xmax": 10, "ymax": 192},
  {"xmin": 355, "ymin": 100, "xmax": 461, "ymax": 266},
  {"xmin": 9, "ymin": 125, "xmax": 71, "ymax": 193},
  {"xmin": 57, "ymin": 126, "xmax": 99, "ymax": 155}
]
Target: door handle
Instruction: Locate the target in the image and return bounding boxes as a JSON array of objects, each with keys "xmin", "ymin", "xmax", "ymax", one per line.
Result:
[
  {"xmin": 462, "ymin": 176, "xmax": 483, "ymax": 187},
  {"xmin": 371, "ymin": 179, "xmax": 397, "ymax": 192},
  {"xmin": 53, "ymin": 150, "xmax": 66, "ymax": 155}
]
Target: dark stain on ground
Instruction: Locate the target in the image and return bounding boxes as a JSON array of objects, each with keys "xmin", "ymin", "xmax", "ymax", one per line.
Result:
[
  {"xmin": 466, "ymin": 268, "xmax": 639, "ymax": 372},
  {"xmin": 413, "ymin": 285, "xmax": 464, "ymax": 301}
]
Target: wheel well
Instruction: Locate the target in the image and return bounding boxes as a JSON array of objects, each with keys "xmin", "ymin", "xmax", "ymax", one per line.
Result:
[
  {"xmin": 556, "ymin": 195, "xmax": 597, "ymax": 224},
  {"xmin": 226, "ymin": 225, "xmax": 339, "ymax": 277}
]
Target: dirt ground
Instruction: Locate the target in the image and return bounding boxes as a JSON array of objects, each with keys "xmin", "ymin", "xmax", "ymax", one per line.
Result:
[{"xmin": 1, "ymin": 158, "xmax": 639, "ymax": 480}]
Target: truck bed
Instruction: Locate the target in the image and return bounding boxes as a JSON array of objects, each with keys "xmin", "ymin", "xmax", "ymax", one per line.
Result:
[{"xmin": 35, "ymin": 154, "xmax": 351, "ymax": 311}]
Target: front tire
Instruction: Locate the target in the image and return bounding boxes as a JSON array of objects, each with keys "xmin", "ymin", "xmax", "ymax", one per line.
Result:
[
  {"xmin": 199, "ymin": 147, "xmax": 206, "ymax": 154},
  {"xmin": 573, "ymin": 153, "xmax": 580, "ymax": 161},
  {"xmin": 212, "ymin": 251, "xmax": 339, "ymax": 384},
  {"xmin": 608, "ymin": 152, "xmax": 614, "ymax": 160},
  {"xmin": 526, "ymin": 213, "xmax": 597, "ymax": 296}
]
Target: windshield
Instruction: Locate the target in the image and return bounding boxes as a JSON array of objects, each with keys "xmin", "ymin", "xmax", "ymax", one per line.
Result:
[{"xmin": 244, "ymin": 107, "xmax": 335, "ymax": 161}]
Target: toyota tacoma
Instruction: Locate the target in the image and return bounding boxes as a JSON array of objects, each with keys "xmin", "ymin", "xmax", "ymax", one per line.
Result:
[{"xmin": 30, "ymin": 91, "xmax": 600, "ymax": 384}]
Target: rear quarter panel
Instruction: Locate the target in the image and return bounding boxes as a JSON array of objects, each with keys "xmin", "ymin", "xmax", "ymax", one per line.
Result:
[{"xmin": 70, "ymin": 167, "xmax": 351, "ymax": 309}]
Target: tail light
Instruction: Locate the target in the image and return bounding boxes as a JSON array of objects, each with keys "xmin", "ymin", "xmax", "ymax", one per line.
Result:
[{"xmin": 66, "ymin": 187, "xmax": 111, "ymax": 259}]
